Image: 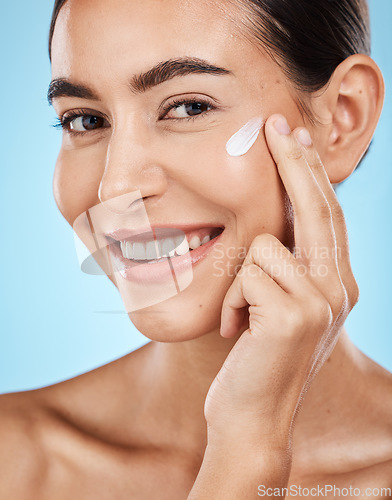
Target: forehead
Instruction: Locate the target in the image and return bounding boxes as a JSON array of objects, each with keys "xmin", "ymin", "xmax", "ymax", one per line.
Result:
[{"xmin": 50, "ymin": 0, "xmax": 268, "ymax": 81}]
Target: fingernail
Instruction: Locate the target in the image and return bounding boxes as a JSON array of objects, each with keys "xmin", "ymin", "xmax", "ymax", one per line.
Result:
[
  {"xmin": 273, "ymin": 116, "xmax": 291, "ymax": 135},
  {"xmin": 297, "ymin": 128, "xmax": 312, "ymax": 147}
]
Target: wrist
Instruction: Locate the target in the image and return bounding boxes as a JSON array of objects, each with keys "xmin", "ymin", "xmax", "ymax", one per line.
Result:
[
  {"xmin": 188, "ymin": 435, "xmax": 292, "ymax": 500},
  {"xmin": 206, "ymin": 418, "xmax": 293, "ymax": 458},
  {"xmin": 205, "ymin": 437, "xmax": 292, "ymax": 476}
]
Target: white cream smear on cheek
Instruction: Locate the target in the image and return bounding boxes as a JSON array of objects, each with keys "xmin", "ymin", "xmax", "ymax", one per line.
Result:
[{"xmin": 225, "ymin": 116, "xmax": 264, "ymax": 157}]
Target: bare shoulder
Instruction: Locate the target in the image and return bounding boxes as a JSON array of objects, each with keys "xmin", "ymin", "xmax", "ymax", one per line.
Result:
[
  {"xmin": 0, "ymin": 390, "xmax": 50, "ymax": 499},
  {"xmin": 294, "ymin": 339, "xmax": 392, "ymax": 490},
  {"xmin": 357, "ymin": 348, "xmax": 392, "ymax": 428},
  {"xmin": 0, "ymin": 342, "xmax": 153, "ymax": 499},
  {"xmin": 348, "ymin": 346, "xmax": 392, "ymax": 474}
]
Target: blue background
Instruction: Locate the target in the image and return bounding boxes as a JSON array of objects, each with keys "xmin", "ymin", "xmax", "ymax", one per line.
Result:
[{"xmin": 0, "ymin": 0, "xmax": 391, "ymax": 393}]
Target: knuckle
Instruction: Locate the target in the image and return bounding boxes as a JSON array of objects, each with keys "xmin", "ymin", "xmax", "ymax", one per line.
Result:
[
  {"xmin": 238, "ymin": 263, "xmax": 262, "ymax": 285},
  {"xmin": 347, "ymin": 277, "xmax": 360, "ymax": 308},
  {"xmin": 281, "ymin": 297, "xmax": 334, "ymax": 341},
  {"xmin": 315, "ymin": 201, "xmax": 332, "ymax": 221},
  {"xmin": 331, "ymin": 291, "xmax": 347, "ymax": 318},
  {"xmin": 310, "ymin": 296, "xmax": 333, "ymax": 325},
  {"xmin": 250, "ymin": 233, "xmax": 279, "ymax": 260},
  {"xmin": 323, "ymin": 277, "xmax": 347, "ymax": 318},
  {"xmin": 285, "ymin": 148, "xmax": 304, "ymax": 162},
  {"xmin": 252, "ymin": 233, "xmax": 277, "ymax": 247},
  {"xmin": 244, "ymin": 263, "xmax": 260, "ymax": 279},
  {"xmin": 331, "ymin": 200, "xmax": 345, "ymax": 223},
  {"xmin": 311, "ymin": 159, "xmax": 324, "ymax": 172},
  {"xmin": 236, "ymin": 262, "xmax": 251, "ymax": 280}
]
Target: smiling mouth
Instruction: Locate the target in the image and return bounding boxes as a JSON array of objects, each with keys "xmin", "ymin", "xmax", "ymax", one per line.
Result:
[{"xmin": 107, "ymin": 226, "xmax": 224, "ymax": 264}]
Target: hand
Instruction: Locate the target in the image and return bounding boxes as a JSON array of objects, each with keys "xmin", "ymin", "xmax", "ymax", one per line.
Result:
[{"xmin": 204, "ymin": 114, "xmax": 360, "ymax": 451}]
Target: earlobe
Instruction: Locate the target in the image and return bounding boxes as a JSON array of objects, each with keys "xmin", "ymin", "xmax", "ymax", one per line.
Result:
[{"xmin": 316, "ymin": 54, "xmax": 385, "ymax": 184}]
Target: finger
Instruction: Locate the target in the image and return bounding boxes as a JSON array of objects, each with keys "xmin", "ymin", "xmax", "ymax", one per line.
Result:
[
  {"xmin": 265, "ymin": 114, "xmax": 335, "ymax": 258},
  {"xmin": 220, "ymin": 263, "xmax": 289, "ymax": 338},
  {"xmin": 294, "ymin": 130, "xmax": 359, "ymax": 309},
  {"xmin": 265, "ymin": 114, "xmax": 343, "ymax": 309},
  {"xmin": 242, "ymin": 233, "xmax": 320, "ymax": 297}
]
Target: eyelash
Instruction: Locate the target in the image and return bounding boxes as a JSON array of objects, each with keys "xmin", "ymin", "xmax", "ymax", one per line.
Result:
[
  {"xmin": 53, "ymin": 97, "xmax": 217, "ymax": 136},
  {"xmin": 160, "ymin": 97, "xmax": 216, "ymax": 121},
  {"xmin": 53, "ymin": 109, "xmax": 96, "ymax": 136}
]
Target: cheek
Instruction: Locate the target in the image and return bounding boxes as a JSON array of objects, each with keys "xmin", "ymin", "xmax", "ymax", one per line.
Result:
[
  {"xmin": 54, "ymin": 125, "xmax": 288, "ymax": 244},
  {"xmin": 221, "ymin": 137, "xmax": 288, "ymax": 241},
  {"xmin": 53, "ymin": 147, "xmax": 103, "ymax": 225},
  {"xmin": 163, "ymin": 128, "xmax": 287, "ymax": 238}
]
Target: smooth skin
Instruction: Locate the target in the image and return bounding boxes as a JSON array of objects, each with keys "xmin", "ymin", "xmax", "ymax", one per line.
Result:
[{"xmin": 1, "ymin": 0, "xmax": 392, "ymax": 498}]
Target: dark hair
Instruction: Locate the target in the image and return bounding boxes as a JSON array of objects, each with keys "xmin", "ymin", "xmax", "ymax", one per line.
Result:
[
  {"xmin": 49, "ymin": 0, "xmax": 370, "ymax": 98},
  {"xmin": 49, "ymin": 0, "xmax": 67, "ymax": 62},
  {"xmin": 232, "ymin": 0, "xmax": 370, "ymax": 92},
  {"xmin": 48, "ymin": 0, "xmax": 371, "ymax": 167}
]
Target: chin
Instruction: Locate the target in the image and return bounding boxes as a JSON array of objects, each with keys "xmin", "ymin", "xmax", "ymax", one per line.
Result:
[
  {"xmin": 109, "ymin": 225, "xmax": 236, "ymax": 341},
  {"xmin": 127, "ymin": 281, "xmax": 226, "ymax": 343}
]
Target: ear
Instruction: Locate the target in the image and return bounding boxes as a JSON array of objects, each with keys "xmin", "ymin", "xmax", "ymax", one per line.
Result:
[{"xmin": 310, "ymin": 54, "xmax": 385, "ymax": 184}]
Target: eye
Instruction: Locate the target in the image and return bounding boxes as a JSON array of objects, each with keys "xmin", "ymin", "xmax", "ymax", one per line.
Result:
[
  {"xmin": 162, "ymin": 99, "xmax": 215, "ymax": 120},
  {"xmin": 54, "ymin": 109, "xmax": 109, "ymax": 135},
  {"xmin": 69, "ymin": 115, "xmax": 106, "ymax": 132}
]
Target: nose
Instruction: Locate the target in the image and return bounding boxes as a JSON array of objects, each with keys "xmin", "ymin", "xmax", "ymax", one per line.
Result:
[{"xmin": 98, "ymin": 125, "xmax": 167, "ymax": 214}]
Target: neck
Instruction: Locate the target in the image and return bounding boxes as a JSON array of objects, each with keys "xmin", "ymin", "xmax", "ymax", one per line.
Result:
[{"xmin": 136, "ymin": 324, "xmax": 359, "ymax": 458}]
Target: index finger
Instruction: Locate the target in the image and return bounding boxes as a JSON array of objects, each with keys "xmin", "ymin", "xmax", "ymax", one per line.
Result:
[
  {"xmin": 297, "ymin": 140, "xmax": 359, "ymax": 308},
  {"xmin": 264, "ymin": 114, "xmax": 341, "ymax": 296}
]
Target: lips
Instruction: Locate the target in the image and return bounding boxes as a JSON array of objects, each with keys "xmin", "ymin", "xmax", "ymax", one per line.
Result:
[{"xmin": 104, "ymin": 224, "xmax": 225, "ymax": 283}]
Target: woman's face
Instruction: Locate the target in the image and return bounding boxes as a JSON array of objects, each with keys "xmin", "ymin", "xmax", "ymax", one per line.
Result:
[{"xmin": 50, "ymin": 0, "xmax": 310, "ymax": 340}]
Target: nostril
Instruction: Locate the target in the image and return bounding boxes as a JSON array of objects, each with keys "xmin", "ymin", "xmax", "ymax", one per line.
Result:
[
  {"xmin": 98, "ymin": 189, "xmax": 146, "ymax": 215},
  {"xmin": 128, "ymin": 196, "xmax": 147, "ymax": 211}
]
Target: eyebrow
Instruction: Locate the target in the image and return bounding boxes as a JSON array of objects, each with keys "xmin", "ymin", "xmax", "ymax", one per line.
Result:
[{"xmin": 47, "ymin": 57, "xmax": 233, "ymax": 105}]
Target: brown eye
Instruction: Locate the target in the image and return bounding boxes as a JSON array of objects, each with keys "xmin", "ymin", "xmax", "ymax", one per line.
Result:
[
  {"xmin": 183, "ymin": 102, "xmax": 210, "ymax": 116},
  {"xmin": 166, "ymin": 101, "xmax": 213, "ymax": 119},
  {"xmin": 69, "ymin": 115, "xmax": 105, "ymax": 132}
]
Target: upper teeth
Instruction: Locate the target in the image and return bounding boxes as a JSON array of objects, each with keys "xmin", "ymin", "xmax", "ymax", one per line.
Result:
[{"xmin": 120, "ymin": 234, "xmax": 212, "ymax": 261}]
